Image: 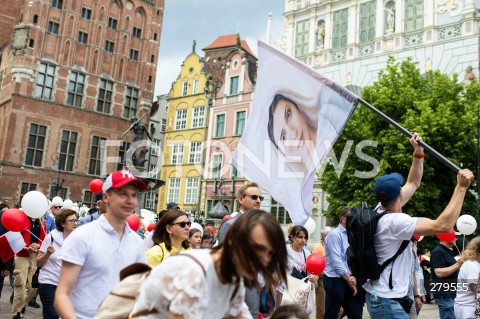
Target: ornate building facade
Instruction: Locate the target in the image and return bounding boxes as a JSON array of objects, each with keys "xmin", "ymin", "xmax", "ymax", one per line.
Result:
[
  {"xmin": 278, "ymin": 0, "xmax": 478, "ymax": 91},
  {"xmin": 0, "ymin": 0, "xmax": 164, "ymax": 206}
]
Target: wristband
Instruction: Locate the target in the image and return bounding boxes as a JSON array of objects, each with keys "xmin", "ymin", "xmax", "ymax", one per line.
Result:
[
  {"xmin": 413, "ymin": 152, "xmax": 424, "ymax": 159},
  {"xmin": 414, "ymin": 295, "xmax": 421, "ymax": 299}
]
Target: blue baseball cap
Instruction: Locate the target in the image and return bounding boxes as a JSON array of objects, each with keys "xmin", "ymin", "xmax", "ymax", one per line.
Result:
[{"xmin": 374, "ymin": 173, "xmax": 404, "ymax": 202}]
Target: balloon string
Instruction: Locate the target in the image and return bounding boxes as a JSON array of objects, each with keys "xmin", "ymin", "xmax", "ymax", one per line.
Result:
[
  {"xmin": 454, "ymin": 242, "xmax": 461, "ymax": 257},
  {"xmin": 24, "ymin": 228, "xmax": 41, "ymax": 241}
]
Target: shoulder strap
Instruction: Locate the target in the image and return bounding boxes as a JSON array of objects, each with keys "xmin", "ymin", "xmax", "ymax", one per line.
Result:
[
  {"xmin": 158, "ymin": 244, "xmax": 165, "ymax": 262},
  {"xmin": 379, "ymin": 238, "xmax": 411, "ymax": 289}
]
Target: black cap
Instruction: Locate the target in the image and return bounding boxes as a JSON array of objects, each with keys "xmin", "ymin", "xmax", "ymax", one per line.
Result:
[{"xmin": 167, "ymin": 202, "xmax": 180, "ymax": 210}]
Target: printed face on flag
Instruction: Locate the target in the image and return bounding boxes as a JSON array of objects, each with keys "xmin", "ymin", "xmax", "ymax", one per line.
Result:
[{"xmin": 230, "ymin": 41, "xmax": 358, "ymax": 225}]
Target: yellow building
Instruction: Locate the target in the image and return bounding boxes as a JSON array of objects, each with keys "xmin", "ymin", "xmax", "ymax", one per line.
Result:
[{"xmin": 157, "ymin": 48, "xmax": 209, "ymax": 216}]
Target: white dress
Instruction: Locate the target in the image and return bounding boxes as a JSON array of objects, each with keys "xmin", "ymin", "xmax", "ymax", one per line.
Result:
[{"xmin": 131, "ymin": 249, "xmax": 246, "ymax": 318}]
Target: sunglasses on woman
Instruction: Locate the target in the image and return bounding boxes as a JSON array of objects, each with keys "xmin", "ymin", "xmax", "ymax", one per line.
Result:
[{"xmin": 171, "ymin": 221, "xmax": 191, "ymax": 228}]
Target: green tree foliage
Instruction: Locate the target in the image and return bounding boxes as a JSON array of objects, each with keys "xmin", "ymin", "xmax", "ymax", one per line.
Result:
[{"xmin": 319, "ymin": 57, "xmax": 480, "ymax": 228}]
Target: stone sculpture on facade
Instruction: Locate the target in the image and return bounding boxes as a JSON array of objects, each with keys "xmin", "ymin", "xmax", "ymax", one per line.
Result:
[
  {"xmin": 385, "ymin": 5, "xmax": 395, "ymax": 34},
  {"xmin": 316, "ymin": 21, "xmax": 325, "ymax": 50},
  {"xmin": 463, "ymin": 65, "xmax": 476, "ymax": 85}
]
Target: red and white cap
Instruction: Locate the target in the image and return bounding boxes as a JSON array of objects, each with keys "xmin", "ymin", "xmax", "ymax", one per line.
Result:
[{"xmin": 102, "ymin": 169, "xmax": 147, "ymax": 192}]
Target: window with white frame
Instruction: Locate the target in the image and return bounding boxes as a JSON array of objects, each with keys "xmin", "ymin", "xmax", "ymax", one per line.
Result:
[
  {"xmin": 404, "ymin": 0, "xmax": 424, "ymax": 32},
  {"xmin": 25, "ymin": 123, "xmax": 47, "ymax": 167},
  {"xmin": 182, "ymin": 81, "xmax": 188, "ymax": 96},
  {"xmin": 215, "ymin": 114, "xmax": 225, "ymax": 138},
  {"xmin": 144, "ymin": 191, "xmax": 158, "ymax": 210},
  {"xmin": 235, "ymin": 110, "xmax": 246, "ymax": 135},
  {"xmin": 151, "ymin": 139, "xmax": 160, "ymax": 156},
  {"xmin": 192, "ymin": 78, "xmax": 199, "ymax": 94},
  {"xmin": 212, "ymin": 154, "xmax": 222, "ymax": 178},
  {"xmin": 35, "ymin": 62, "xmax": 56, "ymax": 100},
  {"xmin": 271, "ymin": 198, "xmax": 292, "ymax": 225},
  {"xmin": 175, "ymin": 109, "xmax": 187, "ymax": 130},
  {"xmin": 231, "ymin": 165, "xmax": 242, "ymax": 178},
  {"xmin": 184, "ymin": 177, "xmax": 199, "ymax": 204},
  {"xmin": 161, "ymin": 118, "xmax": 166, "ymax": 133},
  {"xmin": 188, "ymin": 142, "xmax": 202, "ymax": 164},
  {"xmin": 58, "ymin": 130, "xmax": 78, "ymax": 172},
  {"xmin": 359, "ymin": 1, "xmax": 376, "ymax": 43},
  {"xmin": 295, "ymin": 19, "xmax": 309, "ymax": 57},
  {"xmin": 148, "ymin": 164, "xmax": 159, "ymax": 178},
  {"xmin": 229, "ymin": 76, "xmax": 239, "ymax": 95},
  {"xmin": 171, "ymin": 143, "xmax": 184, "ymax": 164},
  {"xmin": 332, "ymin": 9, "xmax": 348, "ymax": 49},
  {"xmin": 167, "ymin": 178, "xmax": 181, "ymax": 203},
  {"xmin": 67, "ymin": 71, "xmax": 85, "ymax": 107},
  {"xmin": 192, "ymin": 107, "xmax": 205, "ymax": 128}
]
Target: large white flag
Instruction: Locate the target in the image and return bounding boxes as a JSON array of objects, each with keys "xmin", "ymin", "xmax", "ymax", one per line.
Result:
[{"xmin": 230, "ymin": 40, "xmax": 358, "ymax": 225}]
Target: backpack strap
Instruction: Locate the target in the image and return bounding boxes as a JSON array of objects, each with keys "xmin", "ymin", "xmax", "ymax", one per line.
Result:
[{"xmin": 379, "ymin": 239, "xmax": 410, "ymax": 289}]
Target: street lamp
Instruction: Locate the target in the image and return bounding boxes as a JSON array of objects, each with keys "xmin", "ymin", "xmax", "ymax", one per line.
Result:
[{"xmin": 51, "ymin": 154, "xmax": 64, "ymax": 197}]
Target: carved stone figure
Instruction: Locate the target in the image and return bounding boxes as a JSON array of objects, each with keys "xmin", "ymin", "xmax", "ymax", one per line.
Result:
[
  {"xmin": 464, "ymin": 65, "xmax": 476, "ymax": 85},
  {"xmin": 316, "ymin": 21, "xmax": 325, "ymax": 49},
  {"xmin": 385, "ymin": 6, "xmax": 395, "ymax": 33}
]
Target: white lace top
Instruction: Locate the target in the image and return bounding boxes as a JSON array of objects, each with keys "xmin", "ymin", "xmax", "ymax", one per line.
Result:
[{"xmin": 131, "ymin": 249, "xmax": 246, "ymax": 318}]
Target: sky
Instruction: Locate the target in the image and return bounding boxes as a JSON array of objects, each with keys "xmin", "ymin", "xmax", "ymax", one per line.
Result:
[{"xmin": 154, "ymin": 0, "xmax": 286, "ymax": 96}]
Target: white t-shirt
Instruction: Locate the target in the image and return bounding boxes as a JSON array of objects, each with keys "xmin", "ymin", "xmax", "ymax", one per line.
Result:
[
  {"xmin": 455, "ymin": 260, "xmax": 480, "ymax": 306},
  {"xmin": 363, "ymin": 213, "xmax": 417, "ymax": 298},
  {"xmin": 277, "ymin": 244, "xmax": 310, "ymax": 293},
  {"xmin": 60, "ymin": 215, "xmax": 146, "ymax": 319},
  {"xmin": 39, "ymin": 229, "xmax": 64, "ymax": 285},
  {"xmin": 132, "ymin": 249, "xmax": 245, "ymax": 319}
]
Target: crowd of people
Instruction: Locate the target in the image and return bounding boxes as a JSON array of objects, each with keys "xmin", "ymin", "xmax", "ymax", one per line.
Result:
[{"xmin": 0, "ymin": 132, "xmax": 478, "ymax": 319}]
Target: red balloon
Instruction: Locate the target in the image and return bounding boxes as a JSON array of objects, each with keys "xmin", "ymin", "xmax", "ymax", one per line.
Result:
[
  {"xmin": 147, "ymin": 223, "xmax": 156, "ymax": 232},
  {"xmin": 413, "ymin": 236, "xmax": 420, "ymax": 241},
  {"xmin": 89, "ymin": 179, "xmax": 104, "ymax": 194},
  {"xmin": 1, "ymin": 209, "xmax": 29, "ymax": 232},
  {"xmin": 306, "ymin": 253, "xmax": 326, "ymax": 275},
  {"xmin": 126, "ymin": 214, "xmax": 141, "ymax": 232},
  {"xmin": 205, "ymin": 225, "xmax": 215, "ymax": 236},
  {"xmin": 436, "ymin": 229, "xmax": 456, "ymax": 242}
]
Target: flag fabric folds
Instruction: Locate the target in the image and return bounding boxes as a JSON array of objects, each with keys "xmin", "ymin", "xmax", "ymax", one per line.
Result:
[
  {"xmin": 0, "ymin": 231, "xmax": 26, "ymax": 263},
  {"xmin": 230, "ymin": 40, "xmax": 358, "ymax": 225}
]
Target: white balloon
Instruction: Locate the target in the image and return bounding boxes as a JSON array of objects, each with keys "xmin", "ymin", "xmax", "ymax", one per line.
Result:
[
  {"xmin": 63, "ymin": 199, "xmax": 74, "ymax": 209},
  {"xmin": 21, "ymin": 191, "xmax": 49, "ymax": 218},
  {"xmin": 456, "ymin": 215, "xmax": 477, "ymax": 235},
  {"xmin": 304, "ymin": 217, "xmax": 316, "ymax": 236},
  {"xmin": 190, "ymin": 222, "xmax": 203, "ymax": 237},
  {"xmin": 71, "ymin": 203, "xmax": 80, "ymax": 213}
]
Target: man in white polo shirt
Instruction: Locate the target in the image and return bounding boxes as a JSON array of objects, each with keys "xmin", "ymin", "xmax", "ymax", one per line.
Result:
[{"xmin": 55, "ymin": 169, "xmax": 147, "ymax": 319}]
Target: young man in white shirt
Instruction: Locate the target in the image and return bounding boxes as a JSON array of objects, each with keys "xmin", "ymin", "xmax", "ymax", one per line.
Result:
[
  {"xmin": 55, "ymin": 169, "xmax": 147, "ymax": 319},
  {"xmin": 363, "ymin": 133, "xmax": 474, "ymax": 319}
]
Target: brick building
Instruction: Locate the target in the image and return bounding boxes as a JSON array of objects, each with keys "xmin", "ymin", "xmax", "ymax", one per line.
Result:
[{"xmin": 0, "ymin": 0, "xmax": 164, "ymax": 207}]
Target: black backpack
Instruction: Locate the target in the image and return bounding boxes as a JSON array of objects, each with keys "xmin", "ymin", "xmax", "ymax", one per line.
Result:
[{"xmin": 346, "ymin": 202, "xmax": 410, "ymax": 288}]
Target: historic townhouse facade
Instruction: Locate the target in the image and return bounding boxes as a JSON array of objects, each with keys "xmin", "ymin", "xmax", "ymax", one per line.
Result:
[
  {"xmin": 157, "ymin": 49, "xmax": 209, "ymax": 217},
  {"xmin": 201, "ymin": 35, "xmax": 258, "ymax": 217},
  {"xmin": 0, "ymin": 0, "xmax": 164, "ymax": 206}
]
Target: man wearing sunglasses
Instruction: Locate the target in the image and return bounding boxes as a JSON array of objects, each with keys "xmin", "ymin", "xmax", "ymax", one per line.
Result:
[
  {"xmin": 55, "ymin": 169, "xmax": 147, "ymax": 319},
  {"xmin": 217, "ymin": 182, "xmax": 264, "ymax": 318}
]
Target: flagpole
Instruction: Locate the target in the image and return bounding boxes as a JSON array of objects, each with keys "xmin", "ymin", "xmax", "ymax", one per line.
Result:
[{"xmin": 358, "ymin": 98, "xmax": 461, "ymax": 173}]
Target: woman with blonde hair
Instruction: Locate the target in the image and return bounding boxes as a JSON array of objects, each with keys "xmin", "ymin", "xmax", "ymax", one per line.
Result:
[
  {"xmin": 145, "ymin": 209, "xmax": 190, "ymax": 267},
  {"xmin": 454, "ymin": 236, "xmax": 480, "ymax": 319}
]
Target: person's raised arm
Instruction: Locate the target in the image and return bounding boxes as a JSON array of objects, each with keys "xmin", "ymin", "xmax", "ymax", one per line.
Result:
[
  {"xmin": 55, "ymin": 261, "xmax": 81, "ymax": 319},
  {"xmin": 401, "ymin": 133, "xmax": 424, "ymax": 207},
  {"xmin": 414, "ymin": 169, "xmax": 474, "ymax": 236}
]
